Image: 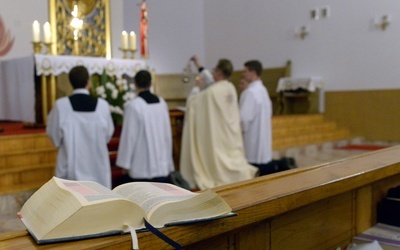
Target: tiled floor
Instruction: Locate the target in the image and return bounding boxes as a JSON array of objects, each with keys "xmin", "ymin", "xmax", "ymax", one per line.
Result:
[
  {"xmin": 1, "ymin": 138, "xmax": 398, "ymax": 234},
  {"xmin": 0, "ymin": 190, "xmax": 35, "ymax": 233}
]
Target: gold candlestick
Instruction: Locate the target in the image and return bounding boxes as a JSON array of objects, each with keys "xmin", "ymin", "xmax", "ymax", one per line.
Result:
[
  {"xmin": 32, "ymin": 42, "xmax": 42, "ymax": 54},
  {"xmin": 119, "ymin": 48, "xmax": 128, "ymax": 59},
  {"xmin": 73, "ymin": 39, "xmax": 79, "ymax": 56},
  {"xmin": 43, "ymin": 42, "xmax": 53, "ymax": 55},
  {"xmin": 129, "ymin": 49, "xmax": 137, "ymax": 59}
]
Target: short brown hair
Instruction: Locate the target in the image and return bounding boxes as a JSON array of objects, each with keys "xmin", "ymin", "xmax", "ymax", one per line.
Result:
[
  {"xmin": 69, "ymin": 66, "xmax": 89, "ymax": 89},
  {"xmin": 134, "ymin": 70, "xmax": 152, "ymax": 89},
  {"xmin": 215, "ymin": 59, "xmax": 233, "ymax": 78},
  {"xmin": 244, "ymin": 60, "xmax": 262, "ymax": 76}
]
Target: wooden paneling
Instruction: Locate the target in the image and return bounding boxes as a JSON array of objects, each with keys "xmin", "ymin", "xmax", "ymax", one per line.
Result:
[
  {"xmin": 236, "ymin": 221, "xmax": 270, "ymax": 250},
  {"xmin": 325, "ymin": 89, "xmax": 400, "ymax": 141},
  {"xmin": 0, "ymin": 134, "xmax": 56, "ymax": 194},
  {"xmin": 271, "ymin": 114, "xmax": 351, "ymax": 150},
  {"xmin": 271, "ymin": 192, "xmax": 353, "ymax": 249},
  {"xmin": 169, "ymin": 109, "xmax": 184, "ymax": 171}
]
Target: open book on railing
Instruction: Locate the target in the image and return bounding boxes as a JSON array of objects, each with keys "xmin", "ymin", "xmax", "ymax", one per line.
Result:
[{"xmin": 18, "ymin": 177, "xmax": 234, "ymax": 244}]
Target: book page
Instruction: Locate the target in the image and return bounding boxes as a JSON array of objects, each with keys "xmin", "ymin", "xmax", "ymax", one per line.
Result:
[
  {"xmin": 56, "ymin": 178, "xmax": 124, "ymax": 204},
  {"xmin": 113, "ymin": 182, "xmax": 197, "ymax": 215}
]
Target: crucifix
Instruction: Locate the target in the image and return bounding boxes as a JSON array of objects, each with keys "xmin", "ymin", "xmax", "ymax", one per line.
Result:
[{"xmin": 140, "ymin": 0, "xmax": 149, "ymax": 58}]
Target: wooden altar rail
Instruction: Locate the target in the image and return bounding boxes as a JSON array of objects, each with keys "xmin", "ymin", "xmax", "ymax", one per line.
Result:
[{"xmin": 1, "ymin": 146, "xmax": 400, "ymax": 249}]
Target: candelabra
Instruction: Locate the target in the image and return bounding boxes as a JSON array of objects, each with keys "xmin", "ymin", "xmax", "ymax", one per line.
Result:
[
  {"xmin": 32, "ymin": 42, "xmax": 42, "ymax": 54},
  {"xmin": 72, "ymin": 38, "xmax": 80, "ymax": 56},
  {"xmin": 119, "ymin": 48, "xmax": 137, "ymax": 59},
  {"xmin": 32, "ymin": 41, "xmax": 54, "ymax": 55},
  {"xmin": 43, "ymin": 42, "xmax": 52, "ymax": 55},
  {"xmin": 129, "ymin": 49, "xmax": 137, "ymax": 59},
  {"xmin": 119, "ymin": 48, "xmax": 128, "ymax": 59}
]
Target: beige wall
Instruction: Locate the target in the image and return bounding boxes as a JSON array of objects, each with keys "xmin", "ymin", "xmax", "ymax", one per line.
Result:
[
  {"xmin": 324, "ymin": 89, "xmax": 400, "ymax": 142},
  {"xmin": 153, "ymin": 73, "xmax": 194, "ymax": 109}
]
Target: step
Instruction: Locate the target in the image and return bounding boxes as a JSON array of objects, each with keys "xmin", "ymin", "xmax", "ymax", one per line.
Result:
[
  {"xmin": 272, "ymin": 122, "xmax": 338, "ymax": 138},
  {"xmin": 0, "ymin": 164, "xmax": 54, "ymax": 191},
  {"xmin": 0, "ymin": 134, "xmax": 54, "ymax": 154},
  {"xmin": 0, "ymin": 149, "xmax": 57, "ymax": 169},
  {"xmin": 272, "ymin": 114, "xmax": 325, "ymax": 127}
]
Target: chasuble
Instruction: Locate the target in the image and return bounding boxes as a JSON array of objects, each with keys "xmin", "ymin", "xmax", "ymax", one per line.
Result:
[{"xmin": 180, "ymin": 81, "xmax": 258, "ymax": 190}]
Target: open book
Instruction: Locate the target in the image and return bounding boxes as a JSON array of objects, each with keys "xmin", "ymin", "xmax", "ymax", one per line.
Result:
[{"xmin": 18, "ymin": 177, "xmax": 233, "ymax": 244}]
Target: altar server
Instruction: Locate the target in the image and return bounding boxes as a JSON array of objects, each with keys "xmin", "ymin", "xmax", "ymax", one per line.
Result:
[
  {"xmin": 180, "ymin": 59, "xmax": 258, "ymax": 190},
  {"xmin": 116, "ymin": 70, "xmax": 174, "ymax": 182},
  {"xmin": 240, "ymin": 60, "xmax": 296, "ymax": 175},
  {"xmin": 46, "ymin": 66, "xmax": 115, "ymax": 188}
]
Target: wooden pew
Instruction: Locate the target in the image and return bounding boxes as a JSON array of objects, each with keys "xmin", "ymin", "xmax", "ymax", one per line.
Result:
[{"xmin": 1, "ymin": 146, "xmax": 400, "ymax": 249}]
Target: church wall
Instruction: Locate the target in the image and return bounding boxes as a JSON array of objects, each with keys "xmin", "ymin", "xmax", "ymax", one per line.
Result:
[
  {"xmin": 1, "ymin": 1, "xmax": 400, "ymax": 92},
  {"xmin": 204, "ymin": 0, "xmax": 400, "ymax": 91},
  {"xmin": 121, "ymin": 0, "xmax": 206, "ymax": 74},
  {"xmin": 0, "ymin": 0, "xmax": 48, "ymax": 58},
  {"xmin": 1, "ymin": 1, "xmax": 400, "ymax": 141}
]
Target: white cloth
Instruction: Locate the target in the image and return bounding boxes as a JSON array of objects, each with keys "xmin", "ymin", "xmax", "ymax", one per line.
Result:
[
  {"xmin": 180, "ymin": 81, "xmax": 258, "ymax": 190},
  {"xmin": 0, "ymin": 56, "xmax": 35, "ymax": 122},
  {"xmin": 116, "ymin": 96, "xmax": 174, "ymax": 179},
  {"xmin": 239, "ymin": 80, "xmax": 272, "ymax": 164},
  {"xmin": 187, "ymin": 68, "xmax": 214, "ymax": 101},
  {"xmin": 34, "ymin": 54, "xmax": 147, "ymax": 78},
  {"xmin": 46, "ymin": 89, "xmax": 114, "ymax": 188},
  {"xmin": 187, "ymin": 86, "xmax": 201, "ymax": 101},
  {"xmin": 276, "ymin": 76, "xmax": 324, "ymax": 92}
]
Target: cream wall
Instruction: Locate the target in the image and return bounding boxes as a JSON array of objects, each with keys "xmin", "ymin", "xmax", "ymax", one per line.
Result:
[
  {"xmin": 0, "ymin": 0, "xmax": 48, "ymax": 58},
  {"xmin": 204, "ymin": 0, "xmax": 400, "ymax": 91},
  {"xmin": 1, "ymin": 1, "xmax": 400, "ymax": 91}
]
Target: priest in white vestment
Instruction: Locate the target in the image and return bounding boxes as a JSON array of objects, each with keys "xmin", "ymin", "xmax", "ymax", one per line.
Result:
[
  {"xmin": 180, "ymin": 59, "xmax": 258, "ymax": 190},
  {"xmin": 116, "ymin": 70, "xmax": 174, "ymax": 182},
  {"xmin": 46, "ymin": 66, "xmax": 115, "ymax": 188}
]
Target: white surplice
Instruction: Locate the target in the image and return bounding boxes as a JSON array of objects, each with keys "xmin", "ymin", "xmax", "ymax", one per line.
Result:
[
  {"xmin": 180, "ymin": 81, "xmax": 258, "ymax": 190},
  {"xmin": 187, "ymin": 68, "xmax": 214, "ymax": 101},
  {"xmin": 46, "ymin": 89, "xmax": 115, "ymax": 188},
  {"xmin": 239, "ymin": 80, "xmax": 272, "ymax": 164},
  {"xmin": 116, "ymin": 96, "xmax": 174, "ymax": 179}
]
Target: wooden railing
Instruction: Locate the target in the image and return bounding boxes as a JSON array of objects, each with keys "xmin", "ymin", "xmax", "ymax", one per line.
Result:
[{"xmin": 2, "ymin": 146, "xmax": 400, "ymax": 249}]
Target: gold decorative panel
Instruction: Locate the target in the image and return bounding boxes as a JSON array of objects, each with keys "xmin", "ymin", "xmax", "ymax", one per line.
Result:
[{"xmin": 49, "ymin": 0, "xmax": 111, "ymax": 57}]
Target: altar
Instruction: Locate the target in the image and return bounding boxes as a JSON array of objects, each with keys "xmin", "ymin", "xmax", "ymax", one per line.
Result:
[
  {"xmin": 34, "ymin": 54, "xmax": 147, "ymax": 124},
  {"xmin": 277, "ymin": 76, "xmax": 325, "ymax": 114},
  {"xmin": 0, "ymin": 56, "xmax": 36, "ymax": 123},
  {"xmin": 0, "ymin": 55, "xmax": 147, "ymax": 124}
]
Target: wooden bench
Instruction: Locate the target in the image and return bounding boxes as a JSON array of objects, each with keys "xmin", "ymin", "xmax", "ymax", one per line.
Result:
[{"xmin": 2, "ymin": 145, "xmax": 400, "ymax": 249}]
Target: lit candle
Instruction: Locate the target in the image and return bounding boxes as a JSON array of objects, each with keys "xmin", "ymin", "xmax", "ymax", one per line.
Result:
[
  {"xmin": 43, "ymin": 22, "xmax": 51, "ymax": 44},
  {"xmin": 121, "ymin": 31, "xmax": 128, "ymax": 49},
  {"xmin": 129, "ymin": 31, "xmax": 136, "ymax": 50},
  {"xmin": 32, "ymin": 20, "xmax": 40, "ymax": 43}
]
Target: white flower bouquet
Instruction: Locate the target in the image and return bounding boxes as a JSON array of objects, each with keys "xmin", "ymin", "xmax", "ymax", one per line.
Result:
[{"xmin": 92, "ymin": 73, "xmax": 136, "ymax": 125}]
